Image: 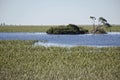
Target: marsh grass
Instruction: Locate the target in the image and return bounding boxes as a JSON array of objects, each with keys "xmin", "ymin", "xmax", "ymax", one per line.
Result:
[
  {"xmin": 0, "ymin": 40, "xmax": 120, "ymax": 80},
  {"xmin": 80, "ymin": 25, "xmax": 120, "ymax": 32},
  {"xmin": 0, "ymin": 25, "xmax": 51, "ymax": 32},
  {"xmin": 0, "ymin": 25, "xmax": 120, "ymax": 32}
]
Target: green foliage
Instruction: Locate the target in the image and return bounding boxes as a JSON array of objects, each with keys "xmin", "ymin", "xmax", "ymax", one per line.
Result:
[
  {"xmin": 46, "ymin": 24, "xmax": 88, "ymax": 34},
  {"xmin": 0, "ymin": 40, "xmax": 120, "ymax": 80}
]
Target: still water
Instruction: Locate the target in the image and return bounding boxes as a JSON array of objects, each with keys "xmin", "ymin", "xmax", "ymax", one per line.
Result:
[{"xmin": 0, "ymin": 32, "xmax": 120, "ymax": 47}]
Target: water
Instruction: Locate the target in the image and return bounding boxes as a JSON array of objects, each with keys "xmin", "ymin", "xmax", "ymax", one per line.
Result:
[{"xmin": 0, "ymin": 32, "xmax": 120, "ymax": 47}]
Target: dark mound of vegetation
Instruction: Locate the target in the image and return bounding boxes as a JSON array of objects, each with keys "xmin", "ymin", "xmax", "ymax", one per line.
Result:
[{"xmin": 46, "ymin": 24, "xmax": 88, "ymax": 34}]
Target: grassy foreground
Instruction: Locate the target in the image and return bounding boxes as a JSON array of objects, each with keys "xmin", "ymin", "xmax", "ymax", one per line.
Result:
[
  {"xmin": 0, "ymin": 40, "xmax": 120, "ymax": 80},
  {"xmin": 0, "ymin": 25, "xmax": 120, "ymax": 32}
]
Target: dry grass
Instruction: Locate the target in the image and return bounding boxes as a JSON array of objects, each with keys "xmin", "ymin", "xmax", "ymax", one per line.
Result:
[
  {"xmin": 0, "ymin": 25, "xmax": 120, "ymax": 32},
  {"xmin": 0, "ymin": 40, "xmax": 120, "ymax": 80}
]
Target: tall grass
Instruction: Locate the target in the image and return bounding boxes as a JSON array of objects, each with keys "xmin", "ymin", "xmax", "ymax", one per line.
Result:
[
  {"xmin": 0, "ymin": 40, "xmax": 120, "ymax": 80},
  {"xmin": 0, "ymin": 25, "xmax": 52, "ymax": 32},
  {"xmin": 0, "ymin": 25, "xmax": 120, "ymax": 32},
  {"xmin": 79, "ymin": 25, "xmax": 120, "ymax": 32}
]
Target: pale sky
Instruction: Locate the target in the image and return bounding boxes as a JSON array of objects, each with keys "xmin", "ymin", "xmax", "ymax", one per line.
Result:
[{"xmin": 0, "ymin": 0, "xmax": 120, "ymax": 25}]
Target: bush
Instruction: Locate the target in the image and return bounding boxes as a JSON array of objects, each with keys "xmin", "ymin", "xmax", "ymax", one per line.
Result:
[
  {"xmin": 96, "ymin": 29, "xmax": 106, "ymax": 34},
  {"xmin": 46, "ymin": 24, "xmax": 88, "ymax": 34},
  {"xmin": 93, "ymin": 28, "xmax": 107, "ymax": 34}
]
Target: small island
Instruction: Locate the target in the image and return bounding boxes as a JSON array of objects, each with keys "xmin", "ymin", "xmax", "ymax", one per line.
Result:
[
  {"xmin": 46, "ymin": 24, "xmax": 88, "ymax": 34},
  {"xmin": 46, "ymin": 17, "xmax": 112, "ymax": 34}
]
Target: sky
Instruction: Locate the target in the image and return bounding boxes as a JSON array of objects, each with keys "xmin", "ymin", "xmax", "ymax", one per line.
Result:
[{"xmin": 0, "ymin": 0, "xmax": 120, "ymax": 25}]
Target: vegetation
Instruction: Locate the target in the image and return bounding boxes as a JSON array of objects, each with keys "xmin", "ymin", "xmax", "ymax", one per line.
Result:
[
  {"xmin": 90, "ymin": 16, "xmax": 112, "ymax": 34},
  {"xmin": 99, "ymin": 17, "xmax": 112, "ymax": 32},
  {"xmin": 0, "ymin": 40, "xmax": 120, "ymax": 80},
  {"xmin": 0, "ymin": 25, "xmax": 51, "ymax": 32},
  {"xmin": 79, "ymin": 25, "xmax": 120, "ymax": 32},
  {"xmin": 0, "ymin": 25, "xmax": 120, "ymax": 32},
  {"xmin": 90, "ymin": 16, "xmax": 96, "ymax": 32},
  {"xmin": 46, "ymin": 24, "xmax": 88, "ymax": 34}
]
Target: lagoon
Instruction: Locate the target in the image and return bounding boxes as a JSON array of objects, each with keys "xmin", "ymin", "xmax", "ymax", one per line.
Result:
[{"xmin": 0, "ymin": 32, "xmax": 120, "ymax": 47}]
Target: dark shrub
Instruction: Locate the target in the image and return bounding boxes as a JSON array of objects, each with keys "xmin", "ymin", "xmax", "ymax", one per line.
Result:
[
  {"xmin": 46, "ymin": 24, "xmax": 88, "ymax": 34},
  {"xmin": 67, "ymin": 24, "xmax": 80, "ymax": 32},
  {"xmin": 80, "ymin": 29, "xmax": 88, "ymax": 34},
  {"xmin": 46, "ymin": 27, "xmax": 54, "ymax": 34}
]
